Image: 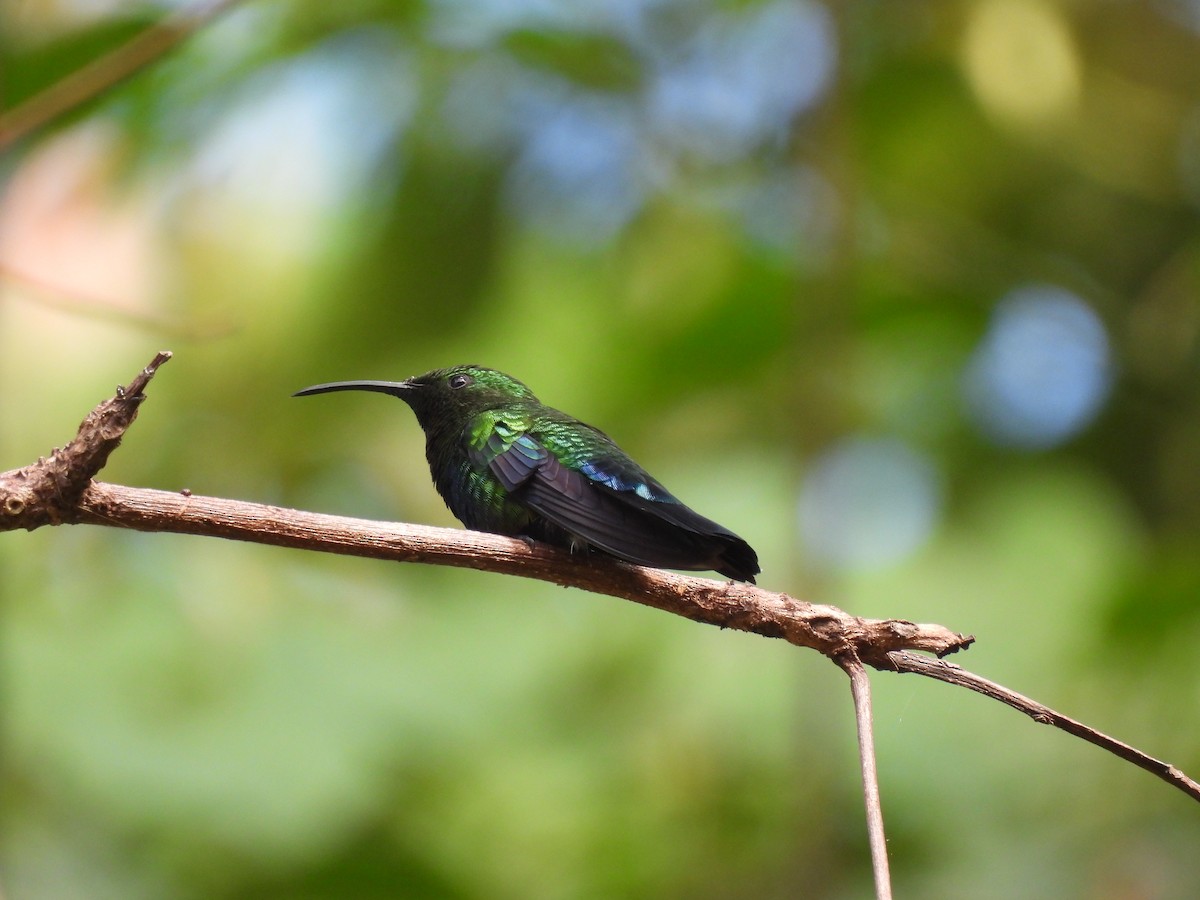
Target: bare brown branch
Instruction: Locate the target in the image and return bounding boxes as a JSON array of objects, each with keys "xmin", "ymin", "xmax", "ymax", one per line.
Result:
[
  {"xmin": 64, "ymin": 480, "xmax": 969, "ymax": 661},
  {"xmin": 0, "ymin": 350, "xmax": 171, "ymax": 527},
  {"xmin": 2, "ymin": 350, "xmax": 1197, "ymax": 814}
]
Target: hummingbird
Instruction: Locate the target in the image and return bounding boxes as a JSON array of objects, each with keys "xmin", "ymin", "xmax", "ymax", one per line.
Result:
[{"xmin": 294, "ymin": 365, "xmax": 760, "ymax": 582}]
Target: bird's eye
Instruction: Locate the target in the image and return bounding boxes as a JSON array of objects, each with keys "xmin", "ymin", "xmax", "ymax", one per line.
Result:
[{"xmin": 448, "ymin": 374, "xmax": 473, "ymax": 389}]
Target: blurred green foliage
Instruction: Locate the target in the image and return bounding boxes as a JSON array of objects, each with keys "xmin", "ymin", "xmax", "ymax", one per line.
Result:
[{"xmin": 3, "ymin": 0, "xmax": 1200, "ymax": 897}]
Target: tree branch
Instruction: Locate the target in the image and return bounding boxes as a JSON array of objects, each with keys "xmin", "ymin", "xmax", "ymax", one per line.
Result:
[
  {"xmin": 0, "ymin": 350, "xmax": 171, "ymax": 525},
  {"xmin": 0, "ymin": 353, "xmax": 974, "ymax": 664},
  {"xmin": 0, "ymin": 0, "xmax": 246, "ymax": 150},
  {"xmin": 2, "ymin": 351, "xmax": 1198, "ymax": 831},
  {"xmin": 17, "ymin": 480, "xmax": 972, "ymax": 664}
]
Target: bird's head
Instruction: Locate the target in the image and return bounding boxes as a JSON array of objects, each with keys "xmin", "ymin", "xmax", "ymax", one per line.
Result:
[{"xmin": 294, "ymin": 365, "xmax": 538, "ymax": 432}]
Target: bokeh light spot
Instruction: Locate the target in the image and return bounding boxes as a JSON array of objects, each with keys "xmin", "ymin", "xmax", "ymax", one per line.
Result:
[
  {"xmin": 964, "ymin": 285, "xmax": 1112, "ymax": 449},
  {"xmin": 963, "ymin": 0, "xmax": 1081, "ymax": 130},
  {"xmin": 647, "ymin": 0, "xmax": 836, "ymax": 163},
  {"xmin": 797, "ymin": 437, "xmax": 942, "ymax": 571}
]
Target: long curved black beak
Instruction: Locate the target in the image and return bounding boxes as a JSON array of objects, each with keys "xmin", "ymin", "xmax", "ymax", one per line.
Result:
[{"xmin": 293, "ymin": 380, "xmax": 413, "ymax": 399}]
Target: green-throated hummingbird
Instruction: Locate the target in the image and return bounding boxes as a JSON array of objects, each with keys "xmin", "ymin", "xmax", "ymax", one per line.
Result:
[{"xmin": 295, "ymin": 365, "xmax": 759, "ymax": 582}]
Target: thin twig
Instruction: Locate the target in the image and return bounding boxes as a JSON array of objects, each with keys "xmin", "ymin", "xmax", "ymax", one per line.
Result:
[
  {"xmin": 839, "ymin": 654, "xmax": 892, "ymax": 900},
  {"xmin": 887, "ymin": 651, "xmax": 1200, "ymax": 802},
  {"xmin": 0, "ymin": 0, "xmax": 246, "ymax": 150}
]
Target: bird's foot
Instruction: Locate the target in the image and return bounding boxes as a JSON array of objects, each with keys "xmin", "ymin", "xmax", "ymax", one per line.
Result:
[{"xmin": 514, "ymin": 534, "xmax": 542, "ymax": 551}]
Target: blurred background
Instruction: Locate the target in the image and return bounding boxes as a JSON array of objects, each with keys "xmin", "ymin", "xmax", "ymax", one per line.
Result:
[{"xmin": 3, "ymin": 0, "xmax": 1200, "ymax": 896}]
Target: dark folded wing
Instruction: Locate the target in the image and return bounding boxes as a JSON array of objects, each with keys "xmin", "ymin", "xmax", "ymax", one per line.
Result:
[
  {"xmin": 477, "ymin": 428, "xmax": 547, "ymax": 492},
  {"xmin": 471, "ymin": 421, "xmax": 758, "ymax": 580}
]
